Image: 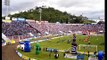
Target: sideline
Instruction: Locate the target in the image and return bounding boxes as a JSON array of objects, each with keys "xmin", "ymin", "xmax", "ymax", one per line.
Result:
[
  {"xmin": 16, "ymin": 35, "xmax": 64, "ymax": 60},
  {"xmin": 16, "ymin": 34, "xmax": 103, "ymax": 60},
  {"xmin": 16, "ymin": 50, "xmax": 37, "ymax": 60}
]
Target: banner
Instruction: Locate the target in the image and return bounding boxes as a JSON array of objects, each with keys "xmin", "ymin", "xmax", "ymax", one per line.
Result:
[
  {"xmin": 22, "ymin": 55, "xmax": 29, "ymax": 60},
  {"xmin": 5, "ymin": 17, "xmax": 10, "ymax": 20},
  {"xmin": 11, "ymin": 40, "xmax": 15, "ymax": 44},
  {"xmin": 16, "ymin": 47, "xmax": 37, "ymax": 60},
  {"xmin": 31, "ymin": 58, "xmax": 37, "ymax": 60},
  {"xmin": 17, "ymin": 52, "xmax": 22, "ymax": 58},
  {"xmin": 29, "ymin": 33, "xmax": 34, "ymax": 37},
  {"xmin": 5, "ymin": 40, "xmax": 10, "ymax": 43},
  {"xmin": 88, "ymin": 56, "xmax": 97, "ymax": 60},
  {"xmin": 12, "ymin": 18, "xmax": 17, "ymax": 21},
  {"xmin": 3, "ymin": 20, "xmax": 12, "ymax": 23},
  {"xmin": 17, "ymin": 18, "xmax": 26, "ymax": 21}
]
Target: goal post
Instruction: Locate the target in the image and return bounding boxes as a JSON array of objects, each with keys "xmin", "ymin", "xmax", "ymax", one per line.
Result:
[{"xmin": 78, "ymin": 44, "xmax": 98, "ymax": 52}]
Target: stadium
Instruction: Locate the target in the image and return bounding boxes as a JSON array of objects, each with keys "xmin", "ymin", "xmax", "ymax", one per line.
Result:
[
  {"xmin": 2, "ymin": 0, "xmax": 105, "ymax": 60},
  {"xmin": 2, "ymin": 18, "xmax": 105, "ymax": 60}
]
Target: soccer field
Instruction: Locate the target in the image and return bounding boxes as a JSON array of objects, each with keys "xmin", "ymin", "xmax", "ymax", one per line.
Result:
[{"xmin": 18, "ymin": 34, "xmax": 104, "ymax": 60}]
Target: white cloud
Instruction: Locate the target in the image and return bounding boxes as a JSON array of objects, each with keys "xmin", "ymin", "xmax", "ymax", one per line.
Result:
[{"xmin": 2, "ymin": 0, "xmax": 104, "ymax": 20}]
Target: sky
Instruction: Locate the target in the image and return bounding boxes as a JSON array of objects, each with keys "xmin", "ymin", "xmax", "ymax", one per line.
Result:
[{"xmin": 2, "ymin": 0, "xmax": 105, "ymax": 20}]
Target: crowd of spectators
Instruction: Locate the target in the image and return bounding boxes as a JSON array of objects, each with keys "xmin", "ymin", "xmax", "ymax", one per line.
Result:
[
  {"xmin": 2, "ymin": 20, "xmax": 104, "ymax": 41},
  {"xmin": 27, "ymin": 21, "xmax": 104, "ymax": 34},
  {"xmin": 2, "ymin": 21, "xmax": 39, "ymax": 40}
]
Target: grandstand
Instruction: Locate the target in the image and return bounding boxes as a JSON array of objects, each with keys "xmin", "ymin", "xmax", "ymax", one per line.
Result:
[
  {"xmin": 2, "ymin": 0, "xmax": 104, "ymax": 59},
  {"xmin": 2, "ymin": 20, "xmax": 41, "ymax": 42},
  {"xmin": 2, "ymin": 19, "xmax": 105, "ymax": 60},
  {"xmin": 2, "ymin": 19, "xmax": 104, "ymax": 42}
]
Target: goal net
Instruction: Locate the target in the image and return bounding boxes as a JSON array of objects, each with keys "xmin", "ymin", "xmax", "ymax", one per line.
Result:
[{"xmin": 78, "ymin": 44, "xmax": 98, "ymax": 52}]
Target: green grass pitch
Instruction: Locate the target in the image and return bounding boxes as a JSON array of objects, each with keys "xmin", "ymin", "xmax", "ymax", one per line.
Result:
[{"xmin": 18, "ymin": 34, "xmax": 104, "ymax": 60}]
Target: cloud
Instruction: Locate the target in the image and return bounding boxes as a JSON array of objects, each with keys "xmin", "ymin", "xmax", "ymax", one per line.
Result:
[
  {"xmin": 54, "ymin": 0, "xmax": 104, "ymax": 19},
  {"xmin": 2, "ymin": 0, "xmax": 44, "ymax": 16},
  {"xmin": 56, "ymin": 0, "xmax": 103, "ymax": 8},
  {"xmin": 2, "ymin": 0, "xmax": 104, "ymax": 20}
]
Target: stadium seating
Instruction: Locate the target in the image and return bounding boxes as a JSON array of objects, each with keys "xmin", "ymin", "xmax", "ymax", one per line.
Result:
[{"xmin": 2, "ymin": 20, "xmax": 104, "ymax": 42}]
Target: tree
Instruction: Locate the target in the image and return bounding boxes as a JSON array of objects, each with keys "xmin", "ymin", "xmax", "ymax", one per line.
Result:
[
  {"xmin": 97, "ymin": 21, "xmax": 104, "ymax": 24},
  {"xmin": 8, "ymin": 6, "xmax": 94, "ymax": 23}
]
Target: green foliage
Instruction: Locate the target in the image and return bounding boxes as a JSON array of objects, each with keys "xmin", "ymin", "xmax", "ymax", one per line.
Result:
[
  {"xmin": 2, "ymin": 17, "xmax": 5, "ymax": 19},
  {"xmin": 83, "ymin": 20, "xmax": 95, "ymax": 24},
  {"xmin": 9, "ymin": 6, "xmax": 95, "ymax": 23}
]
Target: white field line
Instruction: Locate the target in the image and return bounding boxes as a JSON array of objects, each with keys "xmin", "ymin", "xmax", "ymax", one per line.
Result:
[{"xmin": 30, "ymin": 36, "xmax": 63, "ymax": 43}]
